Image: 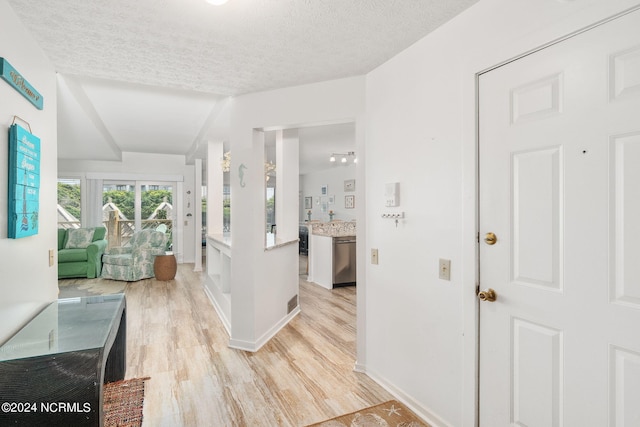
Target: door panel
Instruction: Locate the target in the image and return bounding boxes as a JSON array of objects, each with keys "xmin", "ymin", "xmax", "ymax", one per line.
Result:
[
  {"xmin": 511, "ymin": 146, "xmax": 562, "ymax": 290},
  {"xmin": 511, "ymin": 318, "xmax": 562, "ymax": 427},
  {"xmin": 610, "ymin": 346, "xmax": 640, "ymax": 426},
  {"xmin": 479, "ymin": 8, "xmax": 640, "ymax": 426},
  {"xmin": 610, "ymin": 131, "xmax": 640, "ymax": 307}
]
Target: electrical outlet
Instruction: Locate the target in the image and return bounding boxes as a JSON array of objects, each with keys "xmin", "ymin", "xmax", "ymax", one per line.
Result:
[
  {"xmin": 439, "ymin": 258, "xmax": 451, "ymax": 280},
  {"xmin": 371, "ymin": 248, "xmax": 379, "ymax": 265}
]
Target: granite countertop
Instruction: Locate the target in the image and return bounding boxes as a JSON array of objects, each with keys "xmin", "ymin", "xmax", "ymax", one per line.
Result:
[
  {"xmin": 309, "ymin": 221, "xmax": 356, "ymax": 237},
  {"xmin": 265, "ymin": 232, "xmax": 298, "ymax": 251}
]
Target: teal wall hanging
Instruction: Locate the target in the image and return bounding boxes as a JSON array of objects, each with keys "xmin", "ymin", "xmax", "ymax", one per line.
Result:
[
  {"xmin": 0, "ymin": 57, "xmax": 43, "ymax": 110},
  {"xmin": 8, "ymin": 122, "xmax": 40, "ymax": 238}
]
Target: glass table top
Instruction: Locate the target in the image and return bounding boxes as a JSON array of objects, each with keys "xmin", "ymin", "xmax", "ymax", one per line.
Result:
[{"xmin": 0, "ymin": 294, "xmax": 125, "ymax": 361}]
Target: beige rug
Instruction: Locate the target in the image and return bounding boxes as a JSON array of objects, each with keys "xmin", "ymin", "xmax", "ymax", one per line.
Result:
[{"xmin": 307, "ymin": 400, "xmax": 430, "ymax": 427}]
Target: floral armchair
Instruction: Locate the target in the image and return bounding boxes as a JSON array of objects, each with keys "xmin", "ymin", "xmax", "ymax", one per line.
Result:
[{"xmin": 101, "ymin": 229, "xmax": 168, "ymax": 281}]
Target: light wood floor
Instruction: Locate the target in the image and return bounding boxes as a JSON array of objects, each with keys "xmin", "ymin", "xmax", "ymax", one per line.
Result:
[{"xmin": 101, "ymin": 258, "xmax": 393, "ymax": 426}]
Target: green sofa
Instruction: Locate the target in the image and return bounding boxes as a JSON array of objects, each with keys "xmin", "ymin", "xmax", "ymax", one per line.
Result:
[{"xmin": 58, "ymin": 227, "xmax": 108, "ymax": 279}]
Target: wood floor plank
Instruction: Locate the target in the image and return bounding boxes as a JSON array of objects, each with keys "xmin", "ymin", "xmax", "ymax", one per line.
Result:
[{"xmin": 59, "ymin": 257, "xmax": 394, "ymax": 426}]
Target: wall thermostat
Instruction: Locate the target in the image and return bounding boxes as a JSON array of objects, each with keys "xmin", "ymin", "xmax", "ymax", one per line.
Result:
[{"xmin": 385, "ymin": 182, "xmax": 399, "ymax": 207}]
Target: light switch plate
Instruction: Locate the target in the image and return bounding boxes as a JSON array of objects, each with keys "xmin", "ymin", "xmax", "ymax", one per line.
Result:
[{"xmin": 371, "ymin": 248, "xmax": 379, "ymax": 265}]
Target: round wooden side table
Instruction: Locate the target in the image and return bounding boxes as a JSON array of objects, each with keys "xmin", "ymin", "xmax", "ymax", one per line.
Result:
[{"xmin": 154, "ymin": 253, "xmax": 177, "ymax": 281}]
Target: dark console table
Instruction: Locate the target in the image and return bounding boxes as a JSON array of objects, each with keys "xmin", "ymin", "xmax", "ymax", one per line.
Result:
[{"xmin": 0, "ymin": 294, "xmax": 126, "ymax": 426}]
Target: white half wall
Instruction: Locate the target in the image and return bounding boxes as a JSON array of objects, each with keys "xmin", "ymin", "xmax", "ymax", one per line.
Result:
[
  {"xmin": 227, "ymin": 76, "xmax": 366, "ymax": 349},
  {"xmin": 0, "ymin": 0, "xmax": 58, "ymax": 344}
]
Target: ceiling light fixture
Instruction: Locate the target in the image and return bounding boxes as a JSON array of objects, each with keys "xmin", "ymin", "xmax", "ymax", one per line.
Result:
[
  {"xmin": 206, "ymin": 0, "xmax": 229, "ymax": 5},
  {"xmin": 329, "ymin": 151, "xmax": 357, "ymax": 164}
]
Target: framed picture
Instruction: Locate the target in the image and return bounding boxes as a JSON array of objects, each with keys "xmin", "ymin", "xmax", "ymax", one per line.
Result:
[
  {"xmin": 344, "ymin": 179, "xmax": 355, "ymax": 192},
  {"xmin": 321, "ymin": 185, "xmax": 328, "ymax": 195},
  {"xmin": 345, "ymin": 195, "xmax": 355, "ymax": 209},
  {"xmin": 328, "ymin": 195, "xmax": 335, "ymax": 204},
  {"xmin": 304, "ymin": 196, "xmax": 312, "ymax": 209}
]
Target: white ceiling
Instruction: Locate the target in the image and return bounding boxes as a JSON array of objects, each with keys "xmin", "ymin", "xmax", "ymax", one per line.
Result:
[{"xmin": 7, "ymin": 0, "xmax": 479, "ymax": 170}]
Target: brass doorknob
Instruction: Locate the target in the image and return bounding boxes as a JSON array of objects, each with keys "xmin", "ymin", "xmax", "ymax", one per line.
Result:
[
  {"xmin": 484, "ymin": 232, "xmax": 497, "ymax": 245},
  {"xmin": 478, "ymin": 288, "xmax": 497, "ymax": 302}
]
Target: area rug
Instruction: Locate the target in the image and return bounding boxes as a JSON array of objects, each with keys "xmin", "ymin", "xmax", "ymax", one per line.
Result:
[
  {"xmin": 306, "ymin": 400, "xmax": 430, "ymax": 427},
  {"xmin": 104, "ymin": 377, "xmax": 150, "ymax": 427}
]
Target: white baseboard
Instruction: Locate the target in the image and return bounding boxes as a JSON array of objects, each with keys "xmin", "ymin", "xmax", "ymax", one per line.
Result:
[
  {"xmin": 363, "ymin": 366, "xmax": 452, "ymax": 427},
  {"xmin": 229, "ymin": 306, "xmax": 301, "ymax": 352},
  {"xmin": 353, "ymin": 362, "xmax": 367, "ymax": 373},
  {"xmin": 202, "ymin": 284, "xmax": 231, "ymax": 336}
]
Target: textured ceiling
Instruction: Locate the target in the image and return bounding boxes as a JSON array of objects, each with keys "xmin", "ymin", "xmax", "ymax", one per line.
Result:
[
  {"xmin": 7, "ymin": 0, "xmax": 479, "ymax": 167},
  {"xmin": 8, "ymin": 0, "xmax": 479, "ymax": 96}
]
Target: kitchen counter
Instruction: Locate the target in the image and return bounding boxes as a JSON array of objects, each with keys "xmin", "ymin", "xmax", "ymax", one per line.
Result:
[
  {"xmin": 306, "ymin": 221, "xmax": 356, "ymax": 289},
  {"xmin": 308, "ymin": 220, "xmax": 356, "ymax": 237}
]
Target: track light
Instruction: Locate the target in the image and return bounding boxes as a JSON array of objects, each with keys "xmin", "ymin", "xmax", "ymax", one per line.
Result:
[{"xmin": 329, "ymin": 151, "xmax": 357, "ymax": 164}]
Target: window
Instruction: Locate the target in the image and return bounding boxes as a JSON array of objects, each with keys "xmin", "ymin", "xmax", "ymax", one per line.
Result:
[
  {"xmin": 103, "ymin": 181, "xmax": 174, "ymax": 247},
  {"xmin": 57, "ymin": 178, "xmax": 81, "ymax": 228}
]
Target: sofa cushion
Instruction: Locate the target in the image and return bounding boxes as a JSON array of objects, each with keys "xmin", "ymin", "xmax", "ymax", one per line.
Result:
[
  {"xmin": 58, "ymin": 229, "xmax": 68, "ymax": 250},
  {"xmin": 58, "ymin": 262, "xmax": 90, "ymax": 279},
  {"xmin": 102, "ymin": 254, "xmax": 134, "ymax": 266},
  {"xmin": 58, "ymin": 248, "xmax": 89, "ymax": 263},
  {"xmin": 65, "ymin": 228, "xmax": 95, "ymax": 249},
  {"xmin": 92, "ymin": 227, "xmax": 106, "ymax": 241}
]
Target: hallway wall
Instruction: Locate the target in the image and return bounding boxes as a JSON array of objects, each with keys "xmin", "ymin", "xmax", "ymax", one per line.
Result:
[
  {"xmin": 364, "ymin": 0, "xmax": 640, "ymax": 425},
  {"xmin": 0, "ymin": 0, "xmax": 58, "ymax": 343}
]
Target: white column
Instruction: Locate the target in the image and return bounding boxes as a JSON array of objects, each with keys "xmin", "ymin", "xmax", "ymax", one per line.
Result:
[
  {"xmin": 194, "ymin": 158, "xmax": 203, "ymax": 272},
  {"xmin": 207, "ymin": 141, "xmax": 224, "ymax": 235},
  {"xmin": 275, "ymin": 129, "xmax": 299, "ymax": 242}
]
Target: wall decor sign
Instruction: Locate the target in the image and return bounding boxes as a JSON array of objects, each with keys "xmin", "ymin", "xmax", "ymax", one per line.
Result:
[
  {"xmin": 8, "ymin": 124, "xmax": 40, "ymax": 238},
  {"xmin": 345, "ymin": 195, "xmax": 355, "ymax": 209},
  {"xmin": 0, "ymin": 58, "xmax": 43, "ymax": 110}
]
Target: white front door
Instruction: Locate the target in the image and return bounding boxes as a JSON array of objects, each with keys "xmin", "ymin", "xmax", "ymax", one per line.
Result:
[{"xmin": 479, "ymin": 9, "xmax": 640, "ymax": 426}]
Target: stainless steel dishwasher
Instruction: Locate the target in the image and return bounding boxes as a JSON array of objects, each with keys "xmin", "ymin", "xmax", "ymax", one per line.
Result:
[{"xmin": 333, "ymin": 236, "xmax": 356, "ymax": 286}]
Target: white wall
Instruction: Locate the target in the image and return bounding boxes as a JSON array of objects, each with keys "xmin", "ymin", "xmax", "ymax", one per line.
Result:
[
  {"xmin": 58, "ymin": 152, "xmax": 197, "ymax": 263},
  {"xmin": 227, "ymin": 76, "xmax": 366, "ymax": 350},
  {"xmin": 300, "ymin": 164, "xmax": 357, "ymax": 223},
  {"xmin": 0, "ymin": 0, "xmax": 58, "ymax": 343},
  {"xmin": 365, "ymin": 0, "xmax": 640, "ymax": 426}
]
